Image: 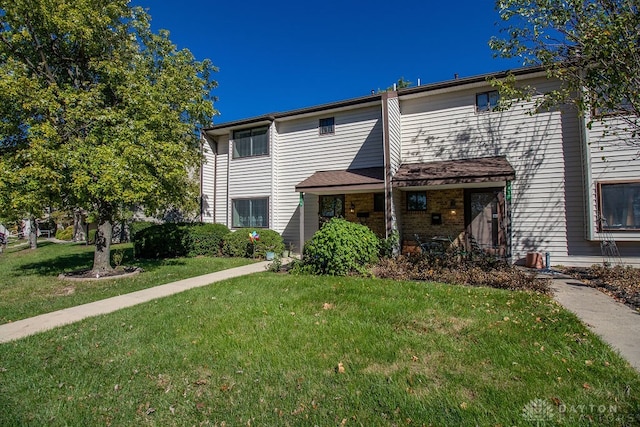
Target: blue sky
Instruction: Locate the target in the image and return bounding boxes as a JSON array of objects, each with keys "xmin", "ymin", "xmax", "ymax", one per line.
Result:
[{"xmin": 132, "ymin": 1, "xmax": 524, "ymax": 124}]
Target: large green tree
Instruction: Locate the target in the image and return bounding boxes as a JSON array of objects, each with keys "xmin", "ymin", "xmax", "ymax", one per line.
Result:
[
  {"xmin": 490, "ymin": 0, "xmax": 640, "ymax": 140},
  {"xmin": 0, "ymin": 0, "xmax": 217, "ymax": 272}
]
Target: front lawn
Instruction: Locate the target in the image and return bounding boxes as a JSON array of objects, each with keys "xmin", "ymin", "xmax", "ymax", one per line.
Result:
[
  {"xmin": 0, "ymin": 241, "xmax": 254, "ymax": 324},
  {"xmin": 1, "ymin": 274, "xmax": 638, "ymax": 426}
]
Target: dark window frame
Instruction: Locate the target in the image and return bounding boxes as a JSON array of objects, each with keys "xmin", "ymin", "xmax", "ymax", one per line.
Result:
[
  {"xmin": 232, "ymin": 126, "xmax": 269, "ymax": 159},
  {"xmin": 231, "ymin": 197, "xmax": 269, "ymax": 229},
  {"xmin": 406, "ymin": 191, "xmax": 427, "ymax": 212},
  {"xmin": 597, "ymin": 181, "xmax": 640, "ymax": 231},
  {"xmin": 476, "ymin": 90, "xmax": 500, "ymax": 113},
  {"xmin": 373, "ymin": 193, "xmax": 385, "ymax": 212},
  {"xmin": 319, "ymin": 117, "xmax": 335, "ymax": 135}
]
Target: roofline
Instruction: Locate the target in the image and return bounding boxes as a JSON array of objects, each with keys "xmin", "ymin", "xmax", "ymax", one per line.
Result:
[
  {"xmin": 396, "ymin": 65, "xmax": 546, "ymax": 97},
  {"xmin": 205, "ymin": 65, "xmax": 547, "ymax": 133},
  {"xmin": 204, "ymin": 94, "xmax": 383, "ymax": 133}
]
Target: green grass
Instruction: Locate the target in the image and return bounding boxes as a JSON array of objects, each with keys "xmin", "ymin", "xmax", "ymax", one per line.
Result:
[
  {"xmin": 1, "ymin": 274, "xmax": 638, "ymax": 426},
  {"xmin": 0, "ymin": 241, "xmax": 254, "ymax": 323}
]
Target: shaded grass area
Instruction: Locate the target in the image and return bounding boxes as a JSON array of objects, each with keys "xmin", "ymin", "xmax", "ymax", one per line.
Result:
[
  {"xmin": 1, "ymin": 274, "xmax": 638, "ymax": 426},
  {"xmin": 0, "ymin": 241, "xmax": 254, "ymax": 324}
]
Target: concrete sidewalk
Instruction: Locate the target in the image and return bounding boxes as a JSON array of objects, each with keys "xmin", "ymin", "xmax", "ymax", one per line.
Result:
[
  {"xmin": 0, "ymin": 260, "xmax": 274, "ymax": 344},
  {"xmin": 549, "ymin": 276, "xmax": 640, "ymax": 372}
]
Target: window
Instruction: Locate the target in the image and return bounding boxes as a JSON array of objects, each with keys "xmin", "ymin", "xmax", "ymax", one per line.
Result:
[
  {"xmin": 319, "ymin": 195, "xmax": 344, "ymax": 218},
  {"xmin": 232, "ymin": 198, "xmax": 268, "ymax": 228},
  {"xmin": 319, "ymin": 117, "xmax": 335, "ymax": 135},
  {"xmin": 406, "ymin": 191, "xmax": 427, "ymax": 211},
  {"xmin": 476, "ymin": 90, "xmax": 499, "ymax": 113},
  {"xmin": 373, "ymin": 193, "xmax": 385, "ymax": 212},
  {"xmin": 233, "ymin": 126, "xmax": 268, "ymax": 158},
  {"xmin": 599, "ymin": 182, "xmax": 640, "ymax": 231}
]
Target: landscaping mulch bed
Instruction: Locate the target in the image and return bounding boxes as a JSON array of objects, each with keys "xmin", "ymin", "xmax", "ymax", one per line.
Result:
[{"xmin": 559, "ymin": 265, "xmax": 640, "ymax": 311}]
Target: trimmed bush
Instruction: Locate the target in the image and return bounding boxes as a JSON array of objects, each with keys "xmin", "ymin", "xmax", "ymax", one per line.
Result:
[
  {"xmin": 128, "ymin": 221, "xmax": 156, "ymax": 241},
  {"xmin": 299, "ymin": 218, "xmax": 379, "ymax": 276},
  {"xmin": 133, "ymin": 222, "xmax": 230, "ymax": 259},
  {"xmin": 186, "ymin": 223, "xmax": 230, "ymax": 257},
  {"xmin": 55, "ymin": 225, "xmax": 74, "ymax": 241},
  {"xmin": 223, "ymin": 228, "xmax": 285, "ymax": 259}
]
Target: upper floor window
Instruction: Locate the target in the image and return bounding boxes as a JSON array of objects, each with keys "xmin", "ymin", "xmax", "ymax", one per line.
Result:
[
  {"xmin": 599, "ymin": 181, "xmax": 640, "ymax": 231},
  {"xmin": 232, "ymin": 197, "xmax": 269, "ymax": 228},
  {"xmin": 233, "ymin": 126, "xmax": 268, "ymax": 158},
  {"xmin": 476, "ymin": 90, "xmax": 499, "ymax": 113},
  {"xmin": 406, "ymin": 191, "xmax": 427, "ymax": 211},
  {"xmin": 319, "ymin": 117, "xmax": 335, "ymax": 135}
]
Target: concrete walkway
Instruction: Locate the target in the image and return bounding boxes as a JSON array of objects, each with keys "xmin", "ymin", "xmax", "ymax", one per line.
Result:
[
  {"xmin": 0, "ymin": 260, "xmax": 274, "ymax": 344},
  {"xmin": 549, "ymin": 276, "xmax": 640, "ymax": 372}
]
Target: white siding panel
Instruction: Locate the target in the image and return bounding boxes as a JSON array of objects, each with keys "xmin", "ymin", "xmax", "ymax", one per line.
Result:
[
  {"xmin": 214, "ymin": 138, "xmax": 229, "ymax": 226},
  {"xmin": 276, "ymin": 106, "xmax": 384, "ymax": 248},
  {"xmin": 398, "ymin": 78, "xmax": 588, "ymax": 265},
  {"xmin": 201, "ymin": 139, "xmax": 216, "ymax": 223}
]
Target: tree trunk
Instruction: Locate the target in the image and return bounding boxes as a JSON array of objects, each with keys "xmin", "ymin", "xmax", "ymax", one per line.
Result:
[
  {"xmin": 92, "ymin": 204, "xmax": 114, "ymax": 273},
  {"xmin": 73, "ymin": 209, "xmax": 86, "ymax": 242},
  {"xmin": 28, "ymin": 216, "xmax": 37, "ymax": 249}
]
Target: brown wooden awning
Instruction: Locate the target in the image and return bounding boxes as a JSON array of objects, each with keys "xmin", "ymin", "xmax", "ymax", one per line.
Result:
[
  {"xmin": 295, "ymin": 167, "xmax": 385, "ymax": 193},
  {"xmin": 393, "ymin": 156, "xmax": 515, "ymax": 187}
]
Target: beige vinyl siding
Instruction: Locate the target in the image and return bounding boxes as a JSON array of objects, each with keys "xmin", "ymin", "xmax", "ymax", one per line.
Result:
[
  {"xmin": 587, "ymin": 115, "xmax": 640, "ymax": 247},
  {"xmin": 214, "ymin": 138, "xmax": 230, "ymax": 226},
  {"xmin": 275, "ymin": 106, "xmax": 384, "ymax": 248},
  {"xmin": 387, "ymin": 96, "xmax": 402, "ymax": 174},
  {"xmin": 228, "ymin": 132, "xmax": 272, "ymax": 228},
  {"xmin": 399, "ymin": 78, "xmax": 584, "ymax": 265},
  {"xmin": 200, "ymin": 139, "xmax": 217, "ymax": 223}
]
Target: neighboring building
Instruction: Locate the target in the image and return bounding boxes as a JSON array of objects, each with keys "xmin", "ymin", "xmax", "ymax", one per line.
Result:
[{"xmin": 201, "ymin": 66, "xmax": 640, "ymax": 267}]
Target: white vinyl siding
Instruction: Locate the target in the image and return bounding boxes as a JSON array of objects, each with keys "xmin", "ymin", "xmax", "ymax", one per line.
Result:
[
  {"xmin": 276, "ymin": 106, "xmax": 384, "ymax": 247},
  {"xmin": 214, "ymin": 137, "xmax": 230, "ymax": 225},
  {"xmin": 200, "ymin": 138, "xmax": 217, "ymax": 223},
  {"xmin": 399, "ymin": 77, "xmax": 582, "ymax": 265}
]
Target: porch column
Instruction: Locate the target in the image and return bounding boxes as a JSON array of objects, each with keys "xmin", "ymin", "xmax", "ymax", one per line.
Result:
[{"xmin": 299, "ymin": 192, "xmax": 304, "ymax": 256}]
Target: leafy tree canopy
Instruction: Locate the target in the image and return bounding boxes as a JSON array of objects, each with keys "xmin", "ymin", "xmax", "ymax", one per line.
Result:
[
  {"xmin": 0, "ymin": 0, "xmax": 217, "ymax": 270},
  {"xmin": 490, "ymin": 0, "xmax": 640, "ymax": 139}
]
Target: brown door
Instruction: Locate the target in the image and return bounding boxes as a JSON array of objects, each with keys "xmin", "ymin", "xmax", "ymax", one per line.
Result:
[{"xmin": 465, "ymin": 188, "xmax": 507, "ymax": 256}]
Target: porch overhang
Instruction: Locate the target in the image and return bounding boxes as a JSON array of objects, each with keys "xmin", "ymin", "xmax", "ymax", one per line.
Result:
[
  {"xmin": 393, "ymin": 156, "xmax": 515, "ymax": 188},
  {"xmin": 295, "ymin": 167, "xmax": 385, "ymax": 194}
]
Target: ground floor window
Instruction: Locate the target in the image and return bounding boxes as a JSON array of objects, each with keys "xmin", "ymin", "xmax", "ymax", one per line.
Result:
[
  {"xmin": 599, "ymin": 181, "xmax": 640, "ymax": 230},
  {"xmin": 232, "ymin": 198, "xmax": 268, "ymax": 228}
]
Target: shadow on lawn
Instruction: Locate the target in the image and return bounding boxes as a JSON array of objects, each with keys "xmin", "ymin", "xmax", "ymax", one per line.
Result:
[{"xmin": 17, "ymin": 245, "xmax": 188, "ymax": 277}]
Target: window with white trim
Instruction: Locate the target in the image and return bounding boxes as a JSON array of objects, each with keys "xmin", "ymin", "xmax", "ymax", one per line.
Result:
[
  {"xmin": 599, "ymin": 182, "xmax": 640, "ymax": 231},
  {"xmin": 476, "ymin": 90, "xmax": 499, "ymax": 113},
  {"xmin": 233, "ymin": 126, "xmax": 268, "ymax": 158},
  {"xmin": 232, "ymin": 198, "xmax": 269, "ymax": 228}
]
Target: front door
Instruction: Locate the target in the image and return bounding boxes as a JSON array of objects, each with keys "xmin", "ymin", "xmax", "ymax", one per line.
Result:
[
  {"xmin": 465, "ymin": 188, "xmax": 507, "ymax": 256},
  {"xmin": 319, "ymin": 195, "xmax": 345, "ymax": 228}
]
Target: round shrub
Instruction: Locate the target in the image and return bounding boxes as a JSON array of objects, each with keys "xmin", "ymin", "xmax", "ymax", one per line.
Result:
[
  {"xmin": 186, "ymin": 223, "xmax": 230, "ymax": 257},
  {"xmin": 301, "ymin": 218, "xmax": 379, "ymax": 275},
  {"xmin": 133, "ymin": 222, "xmax": 230, "ymax": 259},
  {"xmin": 55, "ymin": 225, "xmax": 74, "ymax": 241},
  {"xmin": 129, "ymin": 221, "xmax": 156, "ymax": 241},
  {"xmin": 223, "ymin": 228, "xmax": 284, "ymax": 259}
]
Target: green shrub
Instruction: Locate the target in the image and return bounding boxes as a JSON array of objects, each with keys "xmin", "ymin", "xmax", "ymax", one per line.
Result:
[
  {"xmin": 186, "ymin": 223, "xmax": 230, "ymax": 257},
  {"xmin": 88, "ymin": 229, "xmax": 96, "ymax": 244},
  {"xmin": 129, "ymin": 221, "xmax": 156, "ymax": 241},
  {"xmin": 299, "ymin": 218, "xmax": 379, "ymax": 276},
  {"xmin": 223, "ymin": 228, "xmax": 284, "ymax": 259},
  {"xmin": 133, "ymin": 222, "xmax": 230, "ymax": 259},
  {"xmin": 55, "ymin": 225, "xmax": 74, "ymax": 241}
]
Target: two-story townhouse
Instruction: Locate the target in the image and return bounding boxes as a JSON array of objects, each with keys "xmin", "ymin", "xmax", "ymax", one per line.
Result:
[{"xmin": 201, "ymin": 66, "xmax": 640, "ymax": 267}]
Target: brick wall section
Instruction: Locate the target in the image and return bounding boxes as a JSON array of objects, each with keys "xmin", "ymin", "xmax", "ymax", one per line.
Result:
[
  {"xmin": 344, "ymin": 193, "xmax": 386, "ymax": 237},
  {"xmin": 401, "ymin": 189, "xmax": 465, "ymax": 250}
]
